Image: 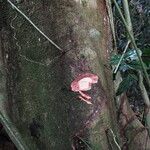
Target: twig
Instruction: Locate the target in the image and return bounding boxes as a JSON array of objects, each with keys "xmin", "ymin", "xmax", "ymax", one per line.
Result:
[
  {"xmin": 122, "ymin": 0, "xmax": 133, "ymax": 35},
  {"xmin": 114, "ymin": 40, "xmax": 130, "ymax": 74},
  {"xmin": 139, "ymin": 72, "xmax": 150, "ymax": 134},
  {"xmin": 121, "ymin": 0, "xmax": 150, "ymax": 136},
  {"xmin": 106, "ymin": 0, "xmax": 117, "ymax": 50},
  {"xmin": 112, "ymin": 0, "xmax": 150, "ymax": 89},
  {"xmin": 7, "ymin": 0, "xmax": 63, "ymax": 52}
]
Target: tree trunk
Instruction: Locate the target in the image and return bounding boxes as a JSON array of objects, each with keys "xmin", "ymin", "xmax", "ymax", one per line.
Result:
[{"xmin": 0, "ymin": 0, "xmax": 149, "ymax": 150}]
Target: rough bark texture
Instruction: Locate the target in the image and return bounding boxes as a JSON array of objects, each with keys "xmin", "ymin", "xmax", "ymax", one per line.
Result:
[
  {"xmin": 1, "ymin": 0, "xmax": 149, "ymax": 150},
  {"xmin": 114, "ymin": 73, "xmax": 150, "ymax": 150},
  {"xmin": 118, "ymin": 94, "xmax": 150, "ymax": 150},
  {"xmin": 0, "ymin": 0, "xmax": 119, "ymax": 149}
]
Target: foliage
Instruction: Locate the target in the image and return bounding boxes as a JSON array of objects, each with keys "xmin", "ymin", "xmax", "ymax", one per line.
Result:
[
  {"xmin": 142, "ymin": 47, "xmax": 150, "ymax": 70},
  {"xmin": 111, "ymin": 49, "xmax": 141, "ymax": 95},
  {"xmin": 111, "ymin": 47, "xmax": 150, "ymax": 95},
  {"xmin": 112, "ymin": 0, "xmax": 150, "ymax": 96},
  {"xmin": 116, "ymin": 74, "xmax": 138, "ymax": 96},
  {"xmin": 111, "ymin": 49, "xmax": 143, "ymax": 71}
]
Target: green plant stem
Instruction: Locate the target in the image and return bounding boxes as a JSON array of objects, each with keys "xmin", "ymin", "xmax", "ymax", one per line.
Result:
[
  {"xmin": 122, "ymin": 0, "xmax": 133, "ymax": 34},
  {"xmin": 139, "ymin": 72, "xmax": 150, "ymax": 126},
  {"xmin": 112, "ymin": 0, "xmax": 150, "ymax": 89},
  {"xmin": 106, "ymin": 0, "xmax": 117, "ymax": 49},
  {"xmin": 0, "ymin": 112, "xmax": 29, "ymax": 150},
  {"xmin": 114, "ymin": 40, "xmax": 130, "ymax": 74},
  {"xmin": 121, "ymin": 0, "xmax": 150, "ymax": 135}
]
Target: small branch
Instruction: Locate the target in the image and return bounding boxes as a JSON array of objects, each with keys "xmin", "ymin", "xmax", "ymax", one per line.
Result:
[
  {"xmin": 112, "ymin": 0, "xmax": 150, "ymax": 89},
  {"xmin": 122, "ymin": 0, "xmax": 133, "ymax": 35},
  {"xmin": 139, "ymin": 72, "xmax": 150, "ymax": 134},
  {"xmin": 106, "ymin": 0, "xmax": 117, "ymax": 50},
  {"xmin": 139, "ymin": 72, "xmax": 150, "ymax": 107},
  {"xmin": 114, "ymin": 40, "xmax": 130, "ymax": 74},
  {"xmin": 7, "ymin": 0, "xmax": 63, "ymax": 52},
  {"xmin": 121, "ymin": 0, "xmax": 150, "ymax": 136}
]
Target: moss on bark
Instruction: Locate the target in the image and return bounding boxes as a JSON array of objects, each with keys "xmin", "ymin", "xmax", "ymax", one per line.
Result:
[{"xmin": 1, "ymin": 0, "xmax": 119, "ymax": 149}]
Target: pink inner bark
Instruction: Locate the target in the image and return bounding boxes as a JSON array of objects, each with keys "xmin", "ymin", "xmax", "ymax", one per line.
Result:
[{"xmin": 71, "ymin": 73, "xmax": 98, "ymax": 104}]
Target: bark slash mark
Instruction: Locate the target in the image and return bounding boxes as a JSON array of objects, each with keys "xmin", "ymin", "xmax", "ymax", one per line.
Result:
[{"xmin": 71, "ymin": 73, "xmax": 98, "ymax": 104}]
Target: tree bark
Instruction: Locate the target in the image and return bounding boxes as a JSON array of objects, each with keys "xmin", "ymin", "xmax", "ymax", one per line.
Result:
[{"xmin": 0, "ymin": 0, "xmax": 149, "ymax": 150}]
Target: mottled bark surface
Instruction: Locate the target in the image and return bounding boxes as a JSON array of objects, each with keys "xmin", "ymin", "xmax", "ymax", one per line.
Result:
[{"xmin": 1, "ymin": 0, "xmax": 118, "ymax": 150}]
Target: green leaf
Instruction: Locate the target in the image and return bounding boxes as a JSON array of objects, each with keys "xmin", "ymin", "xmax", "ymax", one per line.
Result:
[
  {"xmin": 142, "ymin": 48, "xmax": 150, "ymax": 66},
  {"xmin": 110, "ymin": 54, "xmax": 122, "ymax": 65},
  {"xmin": 119, "ymin": 63, "xmax": 129, "ymax": 72},
  {"xmin": 125, "ymin": 49, "xmax": 142, "ymax": 61},
  {"xmin": 116, "ymin": 74, "xmax": 138, "ymax": 96},
  {"xmin": 142, "ymin": 48, "xmax": 150, "ymax": 56},
  {"xmin": 127, "ymin": 61, "xmax": 142, "ymax": 70}
]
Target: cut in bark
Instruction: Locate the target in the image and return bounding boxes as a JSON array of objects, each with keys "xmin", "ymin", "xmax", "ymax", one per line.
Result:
[
  {"xmin": 0, "ymin": 0, "xmax": 149, "ymax": 150},
  {"xmin": 0, "ymin": 0, "xmax": 118, "ymax": 149}
]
